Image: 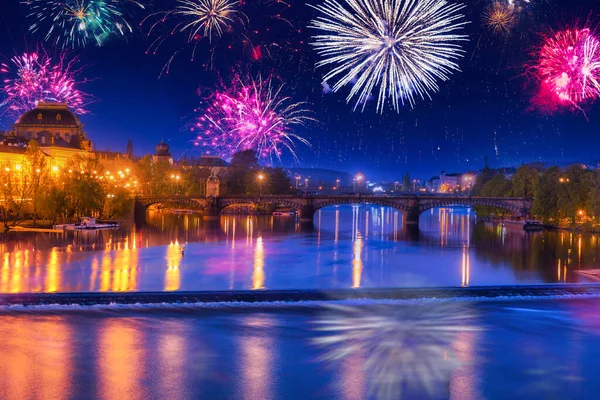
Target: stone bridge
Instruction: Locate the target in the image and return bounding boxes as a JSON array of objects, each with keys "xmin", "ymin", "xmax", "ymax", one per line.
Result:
[{"xmin": 135, "ymin": 194, "xmax": 532, "ymax": 227}]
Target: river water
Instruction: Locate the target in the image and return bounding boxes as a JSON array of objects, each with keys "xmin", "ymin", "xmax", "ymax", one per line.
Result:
[
  {"xmin": 3, "ymin": 206, "xmax": 600, "ymax": 399},
  {"xmin": 1, "ymin": 205, "xmax": 599, "ymax": 293}
]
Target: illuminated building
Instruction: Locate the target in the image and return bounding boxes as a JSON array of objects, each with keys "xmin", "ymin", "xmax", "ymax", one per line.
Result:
[{"xmin": 0, "ymin": 102, "xmax": 135, "ymax": 171}]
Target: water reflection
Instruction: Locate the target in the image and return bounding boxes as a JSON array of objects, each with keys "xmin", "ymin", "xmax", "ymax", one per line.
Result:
[
  {"xmin": 99, "ymin": 319, "xmax": 145, "ymax": 400},
  {"xmin": 0, "ymin": 316, "xmax": 73, "ymax": 399},
  {"xmin": 1, "ymin": 207, "xmax": 600, "ymax": 293}
]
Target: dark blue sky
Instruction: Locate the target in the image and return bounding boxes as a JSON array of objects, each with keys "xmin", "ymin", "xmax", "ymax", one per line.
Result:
[{"xmin": 1, "ymin": 0, "xmax": 600, "ymax": 181}]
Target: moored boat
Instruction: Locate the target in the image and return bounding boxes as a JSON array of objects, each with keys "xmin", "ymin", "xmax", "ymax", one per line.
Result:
[
  {"xmin": 54, "ymin": 217, "xmax": 119, "ymax": 231},
  {"xmin": 503, "ymin": 219, "xmax": 546, "ymax": 231}
]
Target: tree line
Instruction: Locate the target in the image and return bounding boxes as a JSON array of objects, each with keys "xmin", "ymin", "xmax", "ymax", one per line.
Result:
[{"xmin": 473, "ymin": 163, "xmax": 600, "ymax": 224}]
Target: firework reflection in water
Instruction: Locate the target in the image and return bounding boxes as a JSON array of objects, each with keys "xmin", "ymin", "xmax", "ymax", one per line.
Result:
[{"xmin": 313, "ymin": 302, "xmax": 480, "ymax": 399}]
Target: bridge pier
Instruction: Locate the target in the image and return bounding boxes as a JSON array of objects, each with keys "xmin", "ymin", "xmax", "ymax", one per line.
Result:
[
  {"xmin": 299, "ymin": 205, "xmax": 315, "ymax": 222},
  {"xmin": 203, "ymin": 197, "xmax": 220, "ymax": 220},
  {"xmin": 403, "ymin": 206, "xmax": 420, "ymax": 226},
  {"xmin": 134, "ymin": 200, "xmax": 147, "ymax": 224},
  {"xmin": 403, "ymin": 198, "xmax": 420, "ymax": 226}
]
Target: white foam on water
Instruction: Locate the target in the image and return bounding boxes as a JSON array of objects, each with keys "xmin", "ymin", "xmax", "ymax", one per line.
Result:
[{"xmin": 2, "ymin": 291, "xmax": 600, "ymax": 314}]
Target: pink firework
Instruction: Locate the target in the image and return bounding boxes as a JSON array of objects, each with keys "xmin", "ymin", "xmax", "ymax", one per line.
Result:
[
  {"xmin": 1, "ymin": 51, "xmax": 90, "ymax": 118},
  {"xmin": 192, "ymin": 75, "xmax": 312, "ymax": 163},
  {"xmin": 534, "ymin": 28, "xmax": 600, "ymax": 107}
]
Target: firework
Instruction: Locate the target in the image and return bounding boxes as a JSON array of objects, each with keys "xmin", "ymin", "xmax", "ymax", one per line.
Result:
[
  {"xmin": 308, "ymin": 0, "xmax": 468, "ymax": 113},
  {"xmin": 192, "ymin": 75, "xmax": 312, "ymax": 163},
  {"xmin": 177, "ymin": 0, "xmax": 240, "ymax": 43},
  {"xmin": 484, "ymin": 2, "xmax": 515, "ymax": 34},
  {"xmin": 0, "ymin": 51, "xmax": 90, "ymax": 118},
  {"xmin": 534, "ymin": 28, "xmax": 600, "ymax": 107},
  {"xmin": 24, "ymin": 0, "xmax": 145, "ymax": 48},
  {"xmin": 313, "ymin": 302, "xmax": 479, "ymax": 399},
  {"xmin": 143, "ymin": 0, "xmax": 298, "ymax": 75}
]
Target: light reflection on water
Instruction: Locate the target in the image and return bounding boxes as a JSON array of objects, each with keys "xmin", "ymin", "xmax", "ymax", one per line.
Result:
[{"xmin": 0, "ymin": 206, "xmax": 600, "ymax": 293}]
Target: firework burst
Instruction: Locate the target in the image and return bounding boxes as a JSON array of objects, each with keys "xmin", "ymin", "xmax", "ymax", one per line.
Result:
[
  {"xmin": 308, "ymin": 0, "xmax": 468, "ymax": 113},
  {"xmin": 533, "ymin": 28, "xmax": 600, "ymax": 108},
  {"xmin": 0, "ymin": 51, "xmax": 90, "ymax": 118},
  {"xmin": 24, "ymin": 0, "xmax": 145, "ymax": 49},
  {"xmin": 142, "ymin": 0, "xmax": 243, "ymax": 75},
  {"xmin": 177, "ymin": 0, "xmax": 240, "ymax": 43},
  {"xmin": 484, "ymin": 2, "xmax": 515, "ymax": 35},
  {"xmin": 192, "ymin": 75, "xmax": 312, "ymax": 163},
  {"xmin": 313, "ymin": 302, "xmax": 480, "ymax": 399}
]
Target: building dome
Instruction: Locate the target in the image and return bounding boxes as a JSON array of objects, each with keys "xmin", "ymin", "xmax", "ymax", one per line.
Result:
[
  {"xmin": 16, "ymin": 102, "xmax": 79, "ymax": 126},
  {"xmin": 155, "ymin": 140, "xmax": 171, "ymax": 156}
]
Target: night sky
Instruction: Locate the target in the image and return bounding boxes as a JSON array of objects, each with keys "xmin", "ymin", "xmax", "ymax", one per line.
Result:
[{"xmin": 1, "ymin": 0, "xmax": 600, "ymax": 181}]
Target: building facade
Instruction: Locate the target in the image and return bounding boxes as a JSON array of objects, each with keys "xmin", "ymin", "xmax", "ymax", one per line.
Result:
[{"xmin": 0, "ymin": 102, "xmax": 134, "ymax": 170}]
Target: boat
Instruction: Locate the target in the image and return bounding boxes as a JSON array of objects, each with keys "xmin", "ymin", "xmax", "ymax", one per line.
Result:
[
  {"xmin": 523, "ymin": 221, "xmax": 546, "ymax": 231},
  {"xmin": 502, "ymin": 219, "xmax": 546, "ymax": 231},
  {"xmin": 272, "ymin": 211, "xmax": 295, "ymax": 217},
  {"xmin": 54, "ymin": 217, "xmax": 119, "ymax": 231},
  {"xmin": 172, "ymin": 209, "xmax": 194, "ymax": 215}
]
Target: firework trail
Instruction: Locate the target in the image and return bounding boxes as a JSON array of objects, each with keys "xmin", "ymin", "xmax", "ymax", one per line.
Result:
[
  {"xmin": 531, "ymin": 28, "xmax": 600, "ymax": 112},
  {"xmin": 23, "ymin": 0, "xmax": 145, "ymax": 49},
  {"xmin": 192, "ymin": 75, "xmax": 312, "ymax": 164},
  {"xmin": 313, "ymin": 302, "xmax": 480, "ymax": 399},
  {"xmin": 308, "ymin": 0, "xmax": 468, "ymax": 113},
  {"xmin": 143, "ymin": 0, "xmax": 299, "ymax": 75},
  {"xmin": 1, "ymin": 51, "xmax": 91, "ymax": 118}
]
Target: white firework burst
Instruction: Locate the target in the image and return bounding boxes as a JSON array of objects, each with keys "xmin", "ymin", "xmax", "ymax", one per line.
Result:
[
  {"xmin": 309, "ymin": 0, "xmax": 468, "ymax": 112},
  {"xmin": 313, "ymin": 302, "xmax": 480, "ymax": 399}
]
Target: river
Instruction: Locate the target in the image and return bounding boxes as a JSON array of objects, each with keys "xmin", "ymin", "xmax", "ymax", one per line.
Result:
[
  {"xmin": 0, "ymin": 205, "xmax": 599, "ymax": 293},
  {"xmin": 3, "ymin": 206, "xmax": 600, "ymax": 400}
]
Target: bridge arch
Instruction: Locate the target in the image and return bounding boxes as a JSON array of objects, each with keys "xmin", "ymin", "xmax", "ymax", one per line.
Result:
[{"xmin": 415, "ymin": 197, "xmax": 528, "ymax": 217}]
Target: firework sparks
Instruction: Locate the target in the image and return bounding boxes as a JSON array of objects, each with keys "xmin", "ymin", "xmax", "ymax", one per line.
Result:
[
  {"xmin": 177, "ymin": 0, "xmax": 240, "ymax": 43},
  {"xmin": 24, "ymin": 0, "xmax": 145, "ymax": 48},
  {"xmin": 192, "ymin": 75, "xmax": 312, "ymax": 163},
  {"xmin": 0, "ymin": 51, "xmax": 90, "ymax": 118},
  {"xmin": 533, "ymin": 28, "xmax": 600, "ymax": 108},
  {"xmin": 313, "ymin": 302, "xmax": 480, "ymax": 399},
  {"xmin": 308, "ymin": 0, "xmax": 468, "ymax": 113},
  {"xmin": 485, "ymin": 2, "xmax": 515, "ymax": 35}
]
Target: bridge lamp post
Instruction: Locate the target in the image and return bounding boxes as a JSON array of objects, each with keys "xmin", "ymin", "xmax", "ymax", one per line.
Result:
[
  {"xmin": 295, "ymin": 175, "xmax": 301, "ymax": 189},
  {"xmin": 336, "ymin": 179, "xmax": 340, "ymax": 190},
  {"xmin": 355, "ymin": 174, "xmax": 364, "ymax": 194},
  {"xmin": 258, "ymin": 173, "xmax": 265, "ymax": 196}
]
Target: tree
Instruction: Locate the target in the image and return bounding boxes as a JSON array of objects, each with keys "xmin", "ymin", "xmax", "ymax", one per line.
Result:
[
  {"xmin": 24, "ymin": 140, "xmax": 50, "ymax": 225},
  {"xmin": 134, "ymin": 155, "xmax": 174, "ymax": 196},
  {"xmin": 265, "ymin": 167, "xmax": 292, "ymax": 194},
  {"xmin": 480, "ymin": 175, "xmax": 513, "ymax": 197},
  {"xmin": 532, "ymin": 166, "xmax": 561, "ymax": 222},
  {"xmin": 63, "ymin": 155, "xmax": 105, "ymax": 218},
  {"xmin": 181, "ymin": 166, "xmax": 212, "ymax": 196},
  {"xmin": 511, "ymin": 165, "xmax": 539, "ymax": 199},
  {"xmin": 103, "ymin": 187, "xmax": 133, "ymax": 220},
  {"xmin": 587, "ymin": 170, "xmax": 600, "ymax": 220},
  {"xmin": 401, "ymin": 172, "xmax": 411, "ymax": 192},
  {"xmin": 472, "ymin": 164, "xmax": 495, "ymax": 196},
  {"xmin": 556, "ymin": 165, "xmax": 592, "ymax": 223},
  {"xmin": 474, "ymin": 175, "xmax": 513, "ymax": 217}
]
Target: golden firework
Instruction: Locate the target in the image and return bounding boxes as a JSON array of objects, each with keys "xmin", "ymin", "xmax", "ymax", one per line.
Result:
[{"xmin": 484, "ymin": 2, "xmax": 515, "ymax": 34}]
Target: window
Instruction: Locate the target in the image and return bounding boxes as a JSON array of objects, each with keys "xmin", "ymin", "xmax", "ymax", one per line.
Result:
[
  {"xmin": 56, "ymin": 114, "xmax": 62, "ymax": 121},
  {"xmin": 37, "ymin": 113, "xmax": 42, "ymax": 120}
]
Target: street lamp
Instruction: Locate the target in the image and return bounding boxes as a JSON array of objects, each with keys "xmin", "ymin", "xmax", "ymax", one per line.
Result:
[
  {"xmin": 355, "ymin": 174, "xmax": 364, "ymax": 194},
  {"xmin": 258, "ymin": 173, "xmax": 264, "ymax": 196},
  {"xmin": 295, "ymin": 175, "xmax": 301, "ymax": 189},
  {"xmin": 336, "ymin": 179, "xmax": 340, "ymax": 190},
  {"xmin": 171, "ymin": 174, "xmax": 181, "ymax": 195}
]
